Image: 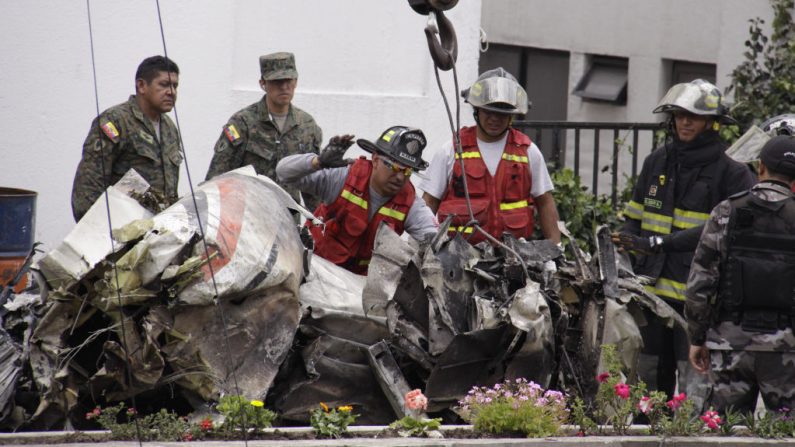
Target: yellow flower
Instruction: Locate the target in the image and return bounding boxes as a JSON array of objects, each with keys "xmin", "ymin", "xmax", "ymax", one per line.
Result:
[
  {"xmin": 250, "ymin": 400, "xmax": 264, "ymax": 407},
  {"xmin": 320, "ymin": 402, "xmax": 329, "ymax": 412},
  {"xmin": 338, "ymin": 405, "xmax": 353, "ymax": 412}
]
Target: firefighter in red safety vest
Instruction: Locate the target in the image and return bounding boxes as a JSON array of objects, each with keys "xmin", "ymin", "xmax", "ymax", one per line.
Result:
[
  {"xmin": 276, "ymin": 126, "xmax": 438, "ymax": 275},
  {"xmin": 419, "ymin": 68, "xmax": 561, "ymax": 245}
]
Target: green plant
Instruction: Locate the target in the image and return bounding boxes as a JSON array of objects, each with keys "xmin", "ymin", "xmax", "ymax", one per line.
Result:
[
  {"xmin": 458, "ymin": 378, "xmax": 568, "ymax": 438},
  {"xmin": 719, "ymin": 407, "xmax": 743, "ymax": 436},
  {"xmin": 588, "ymin": 345, "xmax": 646, "ymax": 435},
  {"xmin": 86, "ymin": 403, "xmax": 192, "ymax": 441},
  {"xmin": 390, "ymin": 415, "xmax": 442, "ymax": 437},
  {"xmin": 745, "ymin": 407, "xmax": 795, "ymax": 438},
  {"xmin": 727, "ymin": 0, "xmax": 795, "ymax": 137},
  {"xmin": 215, "ymin": 396, "xmax": 277, "ymax": 433},
  {"xmin": 309, "ymin": 403, "xmax": 358, "ymax": 438},
  {"xmin": 551, "ymin": 168, "xmax": 626, "ymax": 252}
]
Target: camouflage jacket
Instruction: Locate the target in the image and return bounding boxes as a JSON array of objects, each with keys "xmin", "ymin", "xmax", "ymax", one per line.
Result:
[
  {"xmin": 685, "ymin": 180, "xmax": 795, "ymax": 352},
  {"xmin": 205, "ymin": 95, "xmax": 322, "ymax": 202},
  {"xmin": 71, "ymin": 95, "xmax": 182, "ymax": 221}
]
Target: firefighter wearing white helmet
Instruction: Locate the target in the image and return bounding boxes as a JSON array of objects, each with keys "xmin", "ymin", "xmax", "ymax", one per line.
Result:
[
  {"xmin": 613, "ymin": 79, "xmax": 756, "ymax": 412},
  {"xmin": 419, "ymin": 68, "xmax": 561, "ymax": 245}
]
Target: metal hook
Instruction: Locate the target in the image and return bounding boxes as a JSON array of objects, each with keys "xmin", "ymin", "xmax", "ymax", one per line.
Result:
[{"xmin": 424, "ymin": 10, "xmax": 458, "ymax": 71}]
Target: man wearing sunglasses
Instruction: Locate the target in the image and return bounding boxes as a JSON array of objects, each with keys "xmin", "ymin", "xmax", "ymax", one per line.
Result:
[{"xmin": 276, "ymin": 126, "xmax": 438, "ymax": 274}]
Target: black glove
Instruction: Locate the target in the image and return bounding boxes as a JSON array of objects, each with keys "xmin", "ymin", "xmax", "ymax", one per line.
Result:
[
  {"xmin": 317, "ymin": 134, "xmax": 355, "ymax": 168},
  {"xmin": 611, "ymin": 232, "xmax": 663, "ymax": 254}
]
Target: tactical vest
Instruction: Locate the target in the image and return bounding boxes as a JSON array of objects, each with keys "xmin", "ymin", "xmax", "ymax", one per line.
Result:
[
  {"xmin": 309, "ymin": 157, "xmax": 415, "ymax": 275},
  {"xmin": 437, "ymin": 126, "xmax": 535, "ymax": 245},
  {"xmin": 718, "ymin": 190, "xmax": 795, "ymax": 331}
]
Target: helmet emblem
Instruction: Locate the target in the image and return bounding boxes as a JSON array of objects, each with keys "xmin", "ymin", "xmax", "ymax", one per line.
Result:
[{"xmin": 406, "ymin": 140, "xmax": 420, "ymax": 155}]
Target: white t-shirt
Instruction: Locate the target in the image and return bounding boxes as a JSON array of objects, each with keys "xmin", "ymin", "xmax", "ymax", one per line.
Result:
[{"xmin": 418, "ymin": 132, "xmax": 554, "ymax": 200}]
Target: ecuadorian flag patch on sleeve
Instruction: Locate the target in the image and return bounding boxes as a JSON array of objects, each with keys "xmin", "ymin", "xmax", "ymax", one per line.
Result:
[
  {"xmin": 100, "ymin": 121, "xmax": 120, "ymax": 143},
  {"xmin": 224, "ymin": 124, "xmax": 242, "ymax": 146}
]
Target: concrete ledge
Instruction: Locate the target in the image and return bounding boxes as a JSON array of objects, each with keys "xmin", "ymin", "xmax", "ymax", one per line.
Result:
[{"xmin": 0, "ymin": 426, "xmax": 793, "ymax": 446}]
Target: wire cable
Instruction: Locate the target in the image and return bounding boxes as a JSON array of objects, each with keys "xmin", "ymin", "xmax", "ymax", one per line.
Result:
[
  {"xmin": 152, "ymin": 1, "xmax": 249, "ymax": 442},
  {"xmin": 85, "ymin": 1, "xmax": 143, "ymax": 443}
]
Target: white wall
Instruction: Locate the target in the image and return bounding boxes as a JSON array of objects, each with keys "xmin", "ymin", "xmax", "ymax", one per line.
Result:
[
  {"xmin": 481, "ymin": 0, "xmax": 774, "ymax": 193},
  {"xmin": 0, "ymin": 1, "xmax": 482, "ymax": 252}
]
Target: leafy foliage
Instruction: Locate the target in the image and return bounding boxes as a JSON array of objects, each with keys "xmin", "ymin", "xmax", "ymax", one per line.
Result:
[
  {"xmin": 215, "ymin": 396, "xmax": 277, "ymax": 433},
  {"xmin": 310, "ymin": 403, "xmax": 358, "ymax": 438},
  {"xmin": 551, "ymin": 168, "xmax": 629, "ymax": 252},
  {"xmin": 744, "ymin": 407, "xmax": 795, "ymax": 438},
  {"xmin": 389, "ymin": 415, "xmax": 442, "ymax": 437},
  {"xmin": 458, "ymin": 378, "xmax": 569, "ymax": 438},
  {"xmin": 86, "ymin": 403, "xmax": 192, "ymax": 441},
  {"xmin": 727, "ymin": 0, "xmax": 795, "ymax": 133}
]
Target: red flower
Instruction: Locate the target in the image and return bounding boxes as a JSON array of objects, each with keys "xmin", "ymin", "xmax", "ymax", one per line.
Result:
[
  {"xmin": 86, "ymin": 407, "xmax": 101, "ymax": 420},
  {"xmin": 126, "ymin": 407, "xmax": 137, "ymax": 416},
  {"xmin": 182, "ymin": 433, "xmax": 194, "ymax": 441},
  {"xmin": 667, "ymin": 393, "xmax": 687, "ymax": 411},
  {"xmin": 638, "ymin": 396, "xmax": 653, "ymax": 414},
  {"xmin": 596, "ymin": 372, "xmax": 610, "ymax": 383},
  {"xmin": 200, "ymin": 417, "xmax": 213, "ymax": 432},
  {"xmin": 614, "ymin": 383, "xmax": 630, "ymax": 400},
  {"xmin": 577, "ymin": 430, "xmax": 585, "ymax": 437},
  {"xmin": 700, "ymin": 410, "xmax": 722, "ymax": 430}
]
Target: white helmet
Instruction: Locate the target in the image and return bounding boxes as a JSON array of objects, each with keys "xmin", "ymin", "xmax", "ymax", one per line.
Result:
[
  {"xmin": 463, "ymin": 68, "xmax": 529, "ymax": 115},
  {"xmin": 653, "ymin": 79, "xmax": 731, "ymax": 121},
  {"xmin": 761, "ymin": 114, "xmax": 795, "ymax": 136}
]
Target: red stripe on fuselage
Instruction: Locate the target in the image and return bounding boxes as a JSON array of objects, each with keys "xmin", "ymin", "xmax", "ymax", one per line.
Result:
[{"xmin": 202, "ymin": 178, "xmax": 245, "ymax": 280}]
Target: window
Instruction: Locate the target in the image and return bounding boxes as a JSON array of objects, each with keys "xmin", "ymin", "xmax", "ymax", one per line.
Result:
[
  {"xmin": 670, "ymin": 60, "xmax": 716, "ymax": 85},
  {"xmin": 573, "ymin": 55, "xmax": 628, "ymax": 104}
]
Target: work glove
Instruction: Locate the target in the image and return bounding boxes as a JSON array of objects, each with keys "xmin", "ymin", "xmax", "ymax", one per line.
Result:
[
  {"xmin": 611, "ymin": 232, "xmax": 663, "ymax": 254},
  {"xmin": 317, "ymin": 134, "xmax": 355, "ymax": 168}
]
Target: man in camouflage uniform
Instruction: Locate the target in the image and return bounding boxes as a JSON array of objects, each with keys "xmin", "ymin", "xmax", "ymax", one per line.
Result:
[
  {"xmin": 686, "ymin": 135, "xmax": 795, "ymax": 414},
  {"xmin": 205, "ymin": 52, "xmax": 323, "ymax": 204},
  {"xmin": 71, "ymin": 56, "xmax": 182, "ymax": 221}
]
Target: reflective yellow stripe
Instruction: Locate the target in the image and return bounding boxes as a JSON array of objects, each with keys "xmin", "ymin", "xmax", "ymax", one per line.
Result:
[
  {"xmin": 455, "ymin": 152, "xmax": 481, "ymax": 159},
  {"xmin": 644, "ymin": 277, "xmax": 687, "ymax": 301},
  {"xmin": 624, "ymin": 200, "xmax": 643, "ymax": 220},
  {"xmin": 447, "ymin": 226, "xmax": 474, "ymax": 234},
  {"xmin": 377, "ymin": 207, "xmax": 406, "ymax": 221},
  {"xmin": 499, "ymin": 200, "xmax": 529, "ymax": 211},
  {"xmin": 341, "ymin": 190, "xmax": 367, "ymax": 210},
  {"xmin": 501, "ymin": 153, "xmax": 528, "ymax": 163},
  {"xmin": 673, "ymin": 208, "xmax": 709, "ymax": 230},
  {"xmin": 640, "ymin": 211, "xmax": 672, "ymax": 235},
  {"xmin": 358, "ymin": 259, "xmax": 370, "ymax": 266}
]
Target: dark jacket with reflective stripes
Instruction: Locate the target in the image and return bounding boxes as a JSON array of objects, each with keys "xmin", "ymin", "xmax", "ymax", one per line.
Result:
[
  {"xmin": 622, "ymin": 130, "xmax": 755, "ymax": 301},
  {"xmin": 309, "ymin": 158, "xmax": 414, "ymax": 275},
  {"xmin": 437, "ymin": 126, "xmax": 535, "ymax": 245}
]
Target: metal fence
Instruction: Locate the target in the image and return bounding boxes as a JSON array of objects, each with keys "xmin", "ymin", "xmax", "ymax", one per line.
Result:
[{"xmin": 512, "ymin": 120, "xmax": 665, "ymax": 205}]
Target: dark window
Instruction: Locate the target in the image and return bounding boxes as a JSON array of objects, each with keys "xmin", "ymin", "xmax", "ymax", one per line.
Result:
[
  {"xmin": 671, "ymin": 60, "xmax": 716, "ymax": 85},
  {"xmin": 573, "ymin": 55, "xmax": 628, "ymax": 104}
]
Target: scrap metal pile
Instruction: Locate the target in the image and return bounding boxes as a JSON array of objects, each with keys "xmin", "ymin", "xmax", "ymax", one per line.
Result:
[{"xmin": 0, "ymin": 168, "xmax": 685, "ymax": 429}]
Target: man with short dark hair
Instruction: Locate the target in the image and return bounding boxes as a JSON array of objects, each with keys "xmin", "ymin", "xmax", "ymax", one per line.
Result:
[
  {"xmin": 420, "ymin": 68, "xmax": 561, "ymax": 245},
  {"xmin": 686, "ymin": 135, "xmax": 795, "ymax": 415},
  {"xmin": 71, "ymin": 55, "xmax": 181, "ymax": 221},
  {"xmin": 276, "ymin": 126, "xmax": 437, "ymax": 274},
  {"xmin": 206, "ymin": 52, "xmax": 322, "ymax": 205}
]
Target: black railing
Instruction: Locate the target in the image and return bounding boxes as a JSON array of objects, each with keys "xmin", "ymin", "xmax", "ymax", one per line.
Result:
[{"xmin": 513, "ymin": 120, "xmax": 665, "ymax": 205}]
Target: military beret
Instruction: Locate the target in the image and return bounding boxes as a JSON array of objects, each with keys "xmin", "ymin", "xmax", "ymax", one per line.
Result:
[
  {"xmin": 760, "ymin": 135, "xmax": 795, "ymax": 177},
  {"xmin": 260, "ymin": 52, "xmax": 298, "ymax": 81}
]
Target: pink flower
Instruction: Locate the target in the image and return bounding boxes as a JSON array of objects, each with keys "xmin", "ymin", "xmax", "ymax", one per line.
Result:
[
  {"xmin": 638, "ymin": 396, "xmax": 653, "ymax": 414},
  {"xmin": 85, "ymin": 407, "xmax": 101, "ymax": 420},
  {"xmin": 200, "ymin": 417, "xmax": 213, "ymax": 432},
  {"xmin": 405, "ymin": 389, "xmax": 428, "ymax": 411},
  {"xmin": 700, "ymin": 410, "xmax": 721, "ymax": 430},
  {"xmin": 614, "ymin": 383, "xmax": 630, "ymax": 400},
  {"xmin": 126, "ymin": 407, "xmax": 137, "ymax": 416},
  {"xmin": 596, "ymin": 372, "xmax": 610, "ymax": 383},
  {"xmin": 667, "ymin": 393, "xmax": 687, "ymax": 411},
  {"xmin": 182, "ymin": 433, "xmax": 194, "ymax": 441}
]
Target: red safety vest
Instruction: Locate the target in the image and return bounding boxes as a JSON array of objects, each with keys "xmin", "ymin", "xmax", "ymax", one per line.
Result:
[
  {"xmin": 310, "ymin": 157, "xmax": 415, "ymax": 274},
  {"xmin": 437, "ymin": 126, "xmax": 535, "ymax": 245}
]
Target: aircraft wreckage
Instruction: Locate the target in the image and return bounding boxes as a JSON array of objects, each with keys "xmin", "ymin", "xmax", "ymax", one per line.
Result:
[{"xmin": 0, "ymin": 167, "xmax": 684, "ymax": 429}]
